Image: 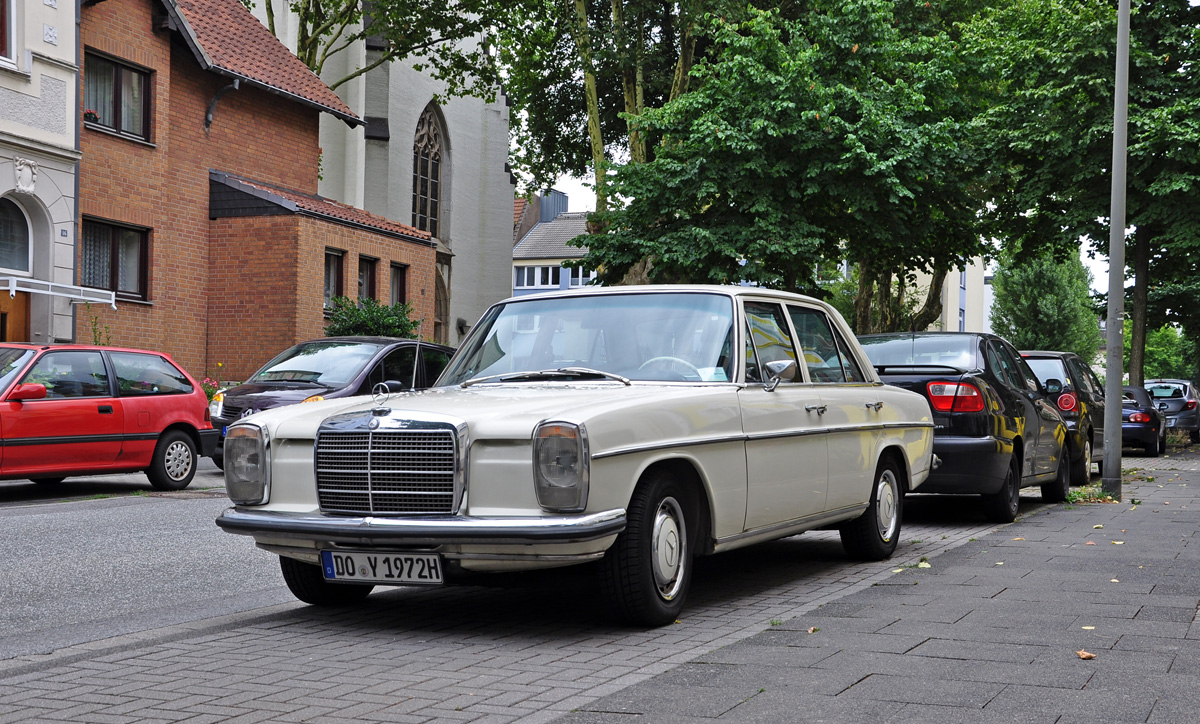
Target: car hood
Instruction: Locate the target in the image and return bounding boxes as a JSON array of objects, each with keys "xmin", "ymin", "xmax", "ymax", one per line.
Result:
[
  {"xmin": 241, "ymin": 382, "xmax": 744, "ymax": 454},
  {"xmin": 222, "ymin": 382, "xmax": 338, "ymax": 410}
]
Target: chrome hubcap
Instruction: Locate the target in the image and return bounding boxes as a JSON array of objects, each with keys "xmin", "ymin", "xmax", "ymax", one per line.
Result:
[
  {"xmin": 164, "ymin": 441, "xmax": 193, "ymax": 481},
  {"xmin": 651, "ymin": 496, "xmax": 686, "ymax": 601},
  {"xmin": 875, "ymin": 470, "xmax": 899, "ymax": 542}
]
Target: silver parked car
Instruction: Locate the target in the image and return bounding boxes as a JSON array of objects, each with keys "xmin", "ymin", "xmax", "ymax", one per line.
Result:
[{"xmin": 1144, "ymin": 379, "xmax": 1200, "ymax": 443}]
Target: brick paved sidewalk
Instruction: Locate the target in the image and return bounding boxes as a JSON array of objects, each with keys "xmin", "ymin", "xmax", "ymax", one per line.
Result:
[{"xmin": 557, "ymin": 467, "xmax": 1200, "ymax": 723}]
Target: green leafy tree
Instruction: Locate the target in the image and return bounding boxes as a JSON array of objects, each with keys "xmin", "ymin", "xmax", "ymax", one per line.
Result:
[
  {"xmin": 324, "ymin": 297, "xmax": 421, "ymax": 338},
  {"xmin": 574, "ymin": 3, "xmax": 990, "ymax": 330},
  {"xmin": 989, "ymin": 254, "xmax": 1103, "ymax": 361},
  {"xmin": 247, "ymin": 0, "xmax": 502, "ymax": 94},
  {"xmin": 1122, "ymin": 320, "xmax": 1194, "ymax": 382},
  {"xmin": 963, "ymin": 0, "xmax": 1200, "ymax": 384}
]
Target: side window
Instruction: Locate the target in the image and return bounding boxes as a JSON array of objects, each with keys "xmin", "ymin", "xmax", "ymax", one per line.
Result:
[
  {"xmin": 22, "ymin": 351, "xmax": 111, "ymax": 398},
  {"xmin": 1085, "ymin": 367, "xmax": 1104, "ymax": 401},
  {"xmin": 744, "ymin": 302, "xmax": 797, "ymax": 384},
  {"xmin": 986, "ymin": 341, "xmax": 1020, "ymax": 391},
  {"xmin": 420, "ymin": 347, "xmax": 451, "ymax": 386},
  {"xmin": 787, "ymin": 306, "xmax": 845, "ymax": 383},
  {"xmin": 1003, "ymin": 344, "xmax": 1040, "ymax": 394},
  {"xmin": 110, "ymin": 352, "xmax": 193, "ymax": 396},
  {"xmin": 383, "ymin": 347, "xmax": 417, "ymax": 388}
]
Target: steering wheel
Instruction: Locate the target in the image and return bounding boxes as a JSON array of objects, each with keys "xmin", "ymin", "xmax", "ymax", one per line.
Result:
[{"xmin": 638, "ymin": 356, "xmax": 702, "ymax": 380}]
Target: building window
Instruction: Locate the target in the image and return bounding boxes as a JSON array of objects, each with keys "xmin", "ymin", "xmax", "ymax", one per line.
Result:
[
  {"xmin": 514, "ymin": 265, "xmax": 563, "ymax": 289},
  {"xmin": 390, "ymin": 263, "xmax": 408, "ymax": 305},
  {"xmin": 84, "ymin": 52, "xmax": 150, "ymax": 140},
  {"xmin": 324, "ymin": 250, "xmax": 344, "ymax": 307},
  {"xmin": 568, "ymin": 266, "xmax": 597, "ymax": 288},
  {"xmin": 358, "ymin": 256, "xmax": 377, "ymax": 301},
  {"xmin": 411, "ymin": 105, "xmax": 443, "ymax": 238},
  {"xmin": 81, "ymin": 219, "xmax": 147, "ymax": 299},
  {"xmin": 960, "ymin": 270, "xmax": 967, "ymax": 288},
  {"xmin": 1, "ymin": 0, "xmax": 13, "ymax": 62},
  {"xmin": 0, "ymin": 198, "xmax": 31, "ymax": 275},
  {"xmin": 958, "ymin": 308, "xmax": 965, "ymax": 332}
]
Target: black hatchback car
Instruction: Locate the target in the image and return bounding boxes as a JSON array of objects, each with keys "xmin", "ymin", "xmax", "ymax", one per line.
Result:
[
  {"xmin": 209, "ymin": 337, "xmax": 454, "ymax": 468},
  {"xmin": 859, "ymin": 332, "xmax": 1068, "ymax": 522},
  {"xmin": 1021, "ymin": 350, "xmax": 1105, "ymax": 485},
  {"xmin": 1144, "ymin": 379, "xmax": 1200, "ymax": 443},
  {"xmin": 1121, "ymin": 385, "xmax": 1167, "ymax": 455}
]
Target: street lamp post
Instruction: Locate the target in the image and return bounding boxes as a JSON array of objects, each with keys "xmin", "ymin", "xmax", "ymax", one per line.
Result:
[{"xmin": 1101, "ymin": 0, "xmax": 1131, "ymax": 500}]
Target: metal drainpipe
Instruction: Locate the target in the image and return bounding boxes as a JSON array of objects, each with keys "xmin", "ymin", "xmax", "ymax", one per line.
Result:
[{"xmin": 205, "ymin": 79, "xmax": 241, "ymax": 130}]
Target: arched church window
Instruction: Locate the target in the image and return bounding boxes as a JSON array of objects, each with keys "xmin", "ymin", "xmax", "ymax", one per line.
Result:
[
  {"xmin": 411, "ymin": 106, "xmax": 444, "ymax": 238},
  {"xmin": 0, "ymin": 197, "xmax": 31, "ymax": 274}
]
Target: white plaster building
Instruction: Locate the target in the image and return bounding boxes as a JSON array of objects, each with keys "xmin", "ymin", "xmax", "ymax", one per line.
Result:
[
  {"xmin": 249, "ymin": 8, "xmax": 515, "ymax": 345},
  {"xmin": 913, "ymin": 258, "xmax": 989, "ymax": 332},
  {"xmin": 0, "ymin": 0, "xmax": 107, "ymax": 343}
]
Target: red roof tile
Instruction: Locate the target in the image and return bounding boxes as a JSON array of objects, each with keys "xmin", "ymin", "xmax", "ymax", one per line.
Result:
[
  {"xmin": 228, "ymin": 174, "xmax": 430, "ymax": 243},
  {"xmin": 167, "ymin": 0, "xmax": 359, "ymax": 125},
  {"xmin": 514, "ymin": 197, "xmax": 527, "ymax": 227}
]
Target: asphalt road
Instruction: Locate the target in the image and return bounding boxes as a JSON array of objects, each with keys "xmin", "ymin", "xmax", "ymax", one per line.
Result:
[{"xmin": 0, "ymin": 462, "xmax": 296, "ymax": 659}]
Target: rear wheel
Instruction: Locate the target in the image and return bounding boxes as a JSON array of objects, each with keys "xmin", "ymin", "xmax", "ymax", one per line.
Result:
[
  {"xmin": 1041, "ymin": 447, "xmax": 1070, "ymax": 503},
  {"xmin": 1070, "ymin": 439, "xmax": 1091, "ymax": 486},
  {"xmin": 147, "ymin": 431, "xmax": 197, "ymax": 491},
  {"xmin": 279, "ymin": 556, "xmax": 374, "ymax": 606},
  {"xmin": 982, "ymin": 456, "xmax": 1021, "ymax": 523},
  {"xmin": 600, "ymin": 471, "xmax": 693, "ymax": 626},
  {"xmin": 840, "ymin": 458, "xmax": 903, "ymax": 561},
  {"xmin": 1190, "ymin": 429, "xmax": 1199, "ymax": 444}
]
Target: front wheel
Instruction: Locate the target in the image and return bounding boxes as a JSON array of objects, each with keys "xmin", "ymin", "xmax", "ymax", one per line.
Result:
[
  {"xmin": 1041, "ymin": 446, "xmax": 1070, "ymax": 503},
  {"xmin": 146, "ymin": 431, "xmax": 197, "ymax": 491},
  {"xmin": 840, "ymin": 458, "xmax": 903, "ymax": 561},
  {"xmin": 211, "ymin": 453, "xmax": 224, "ymax": 471},
  {"xmin": 600, "ymin": 471, "xmax": 693, "ymax": 626},
  {"xmin": 279, "ymin": 556, "xmax": 374, "ymax": 606},
  {"xmin": 982, "ymin": 455, "xmax": 1021, "ymax": 523}
]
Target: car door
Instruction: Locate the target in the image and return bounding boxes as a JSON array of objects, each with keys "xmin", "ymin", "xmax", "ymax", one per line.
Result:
[
  {"xmin": 985, "ymin": 341, "xmax": 1040, "ymax": 478},
  {"xmin": 1070, "ymin": 357, "xmax": 1105, "ymax": 460},
  {"xmin": 358, "ymin": 345, "xmax": 417, "ymax": 394},
  {"xmin": 109, "ymin": 351, "xmax": 196, "ymax": 465},
  {"xmin": 787, "ymin": 304, "xmax": 879, "ymax": 512},
  {"xmin": 999, "ymin": 342, "xmax": 1059, "ymax": 477},
  {"xmin": 1, "ymin": 350, "xmax": 124, "ymax": 474},
  {"xmin": 738, "ymin": 300, "xmax": 829, "ymax": 531}
]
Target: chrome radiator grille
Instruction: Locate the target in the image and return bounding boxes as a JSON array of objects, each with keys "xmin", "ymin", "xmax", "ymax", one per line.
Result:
[{"xmin": 315, "ymin": 429, "xmax": 458, "ymax": 514}]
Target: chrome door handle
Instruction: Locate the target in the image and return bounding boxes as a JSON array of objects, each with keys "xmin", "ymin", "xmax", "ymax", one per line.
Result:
[
  {"xmin": 805, "ymin": 404, "xmax": 827, "ymax": 415},
  {"xmin": 865, "ymin": 401, "xmax": 884, "ymax": 412}
]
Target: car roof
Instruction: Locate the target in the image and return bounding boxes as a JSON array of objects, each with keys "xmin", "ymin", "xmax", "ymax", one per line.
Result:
[
  {"xmin": 1020, "ymin": 350, "xmax": 1078, "ymax": 359},
  {"xmin": 299, "ymin": 336, "xmax": 453, "ymax": 351},
  {"xmin": 0, "ymin": 343, "xmax": 178, "ymax": 357}
]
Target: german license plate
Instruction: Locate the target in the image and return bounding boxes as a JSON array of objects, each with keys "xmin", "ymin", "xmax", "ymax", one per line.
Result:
[{"xmin": 320, "ymin": 550, "xmax": 443, "ymax": 585}]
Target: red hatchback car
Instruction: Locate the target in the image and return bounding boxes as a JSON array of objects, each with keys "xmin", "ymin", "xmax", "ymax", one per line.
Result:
[{"xmin": 0, "ymin": 344, "xmax": 218, "ymax": 489}]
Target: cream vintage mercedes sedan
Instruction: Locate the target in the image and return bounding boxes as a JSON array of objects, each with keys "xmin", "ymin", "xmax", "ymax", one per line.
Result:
[{"xmin": 216, "ymin": 286, "xmax": 935, "ymax": 625}]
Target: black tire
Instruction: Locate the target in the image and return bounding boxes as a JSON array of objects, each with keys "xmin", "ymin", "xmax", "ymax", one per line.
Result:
[
  {"xmin": 982, "ymin": 455, "xmax": 1021, "ymax": 523},
  {"xmin": 840, "ymin": 458, "xmax": 903, "ymax": 561},
  {"xmin": 600, "ymin": 471, "xmax": 694, "ymax": 626},
  {"xmin": 1190, "ymin": 429, "xmax": 1199, "ymax": 444},
  {"xmin": 211, "ymin": 453, "xmax": 224, "ymax": 471},
  {"xmin": 1070, "ymin": 439, "xmax": 1091, "ymax": 486},
  {"xmin": 279, "ymin": 556, "xmax": 374, "ymax": 606},
  {"xmin": 31, "ymin": 477, "xmax": 66, "ymax": 486},
  {"xmin": 1041, "ymin": 446, "xmax": 1070, "ymax": 503},
  {"xmin": 1157, "ymin": 428, "xmax": 1168, "ymax": 456},
  {"xmin": 146, "ymin": 430, "xmax": 197, "ymax": 491}
]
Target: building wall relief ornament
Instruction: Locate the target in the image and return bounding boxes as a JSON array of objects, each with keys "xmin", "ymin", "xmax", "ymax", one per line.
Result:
[{"xmin": 14, "ymin": 158, "xmax": 39, "ymax": 194}]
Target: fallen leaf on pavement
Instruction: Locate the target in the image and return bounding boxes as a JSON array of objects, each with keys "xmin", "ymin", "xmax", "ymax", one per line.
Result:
[
  {"xmin": 1111, "ymin": 579, "xmax": 1120, "ymax": 583},
  {"xmin": 807, "ymin": 627, "xmax": 818, "ymax": 634},
  {"xmin": 1082, "ymin": 626, "xmax": 1095, "ymax": 630},
  {"xmin": 1112, "ymin": 541, "xmax": 1124, "ymax": 545},
  {"xmin": 1086, "ymin": 541, "xmax": 1097, "ymax": 546},
  {"xmin": 892, "ymin": 568, "xmax": 904, "ymax": 573},
  {"xmin": 1077, "ymin": 650, "xmax": 1096, "ymax": 660},
  {"xmin": 1012, "ymin": 537, "xmax": 1025, "ymax": 541},
  {"xmin": 918, "ymin": 562, "xmax": 932, "ymax": 568},
  {"xmin": 995, "ymin": 562, "xmax": 1004, "ymax": 565},
  {"xmin": 1093, "ymin": 525, "xmax": 1104, "ymax": 529}
]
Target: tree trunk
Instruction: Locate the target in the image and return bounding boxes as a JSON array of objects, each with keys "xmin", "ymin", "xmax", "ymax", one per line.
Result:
[
  {"xmin": 854, "ymin": 261, "xmax": 876, "ymax": 334},
  {"xmin": 1128, "ymin": 231, "xmax": 1150, "ymax": 386},
  {"xmin": 908, "ymin": 269, "xmax": 949, "ymax": 332},
  {"xmin": 570, "ymin": 0, "xmax": 608, "ymax": 212}
]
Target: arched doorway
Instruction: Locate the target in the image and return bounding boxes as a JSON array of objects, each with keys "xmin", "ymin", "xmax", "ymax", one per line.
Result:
[{"xmin": 0, "ymin": 197, "xmax": 32, "ymax": 341}]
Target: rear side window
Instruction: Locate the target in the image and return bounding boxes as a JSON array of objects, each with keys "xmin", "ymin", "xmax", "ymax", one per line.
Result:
[
  {"xmin": 22, "ymin": 351, "xmax": 111, "ymax": 398},
  {"xmin": 420, "ymin": 347, "xmax": 451, "ymax": 386},
  {"xmin": 110, "ymin": 352, "xmax": 194, "ymax": 396},
  {"xmin": 360, "ymin": 346, "xmax": 416, "ymax": 393}
]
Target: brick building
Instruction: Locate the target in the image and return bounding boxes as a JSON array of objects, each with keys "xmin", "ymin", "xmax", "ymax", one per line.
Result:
[{"xmin": 79, "ymin": 0, "xmax": 435, "ymax": 381}]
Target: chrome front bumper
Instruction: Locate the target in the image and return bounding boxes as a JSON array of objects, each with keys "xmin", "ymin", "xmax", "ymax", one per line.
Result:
[{"xmin": 215, "ymin": 507, "xmax": 627, "ymax": 547}]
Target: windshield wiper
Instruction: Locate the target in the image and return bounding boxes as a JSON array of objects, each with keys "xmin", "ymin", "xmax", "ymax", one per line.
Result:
[{"xmin": 460, "ymin": 367, "xmax": 632, "ymax": 388}]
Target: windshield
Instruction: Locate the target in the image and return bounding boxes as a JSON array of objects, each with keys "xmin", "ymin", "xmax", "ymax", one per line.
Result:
[
  {"xmin": 1024, "ymin": 358, "xmax": 1068, "ymax": 386},
  {"xmin": 439, "ymin": 292, "xmax": 736, "ymax": 385},
  {"xmin": 858, "ymin": 335, "xmax": 978, "ymax": 369},
  {"xmin": 0, "ymin": 347, "xmax": 34, "ymax": 391},
  {"xmin": 1146, "ymin": 382, "xmax": 1187, "ymax": 399},
  {"xmin": 249, "ymin": 341, "xmax": 384, "ymax": 387}
]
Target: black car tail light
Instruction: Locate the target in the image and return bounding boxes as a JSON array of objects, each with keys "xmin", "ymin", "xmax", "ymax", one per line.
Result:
[
  {"xmin": 1129, "ymin": 412, "xmax": 1151, "ymax": 423},
  {"xmin": 927, "ymin": 381, "xmax": 985, "ymax": 413},
  {"xmin": 1057, "ymin": 393, "xmax": 1078, "ymax": 412}
]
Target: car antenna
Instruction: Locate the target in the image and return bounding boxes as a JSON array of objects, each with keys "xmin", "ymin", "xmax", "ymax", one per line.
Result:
[{"xmin": 411, "ymin": 318, "xmax": 423, "ymax": 390}]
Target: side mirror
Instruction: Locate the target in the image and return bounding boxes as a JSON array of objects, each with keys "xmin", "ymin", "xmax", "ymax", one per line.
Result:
[
  {"xmin": 1044, "ymin": 378, "xmax": 1063, "ymax": 395},
  {"xmin": 383, "ymin": 379, "xmax": 412, "ymax": 393},
  {"xmin": 8, "ymin": 383, "xmax": 47, "ymax": 401},
  {"xmin": 763, "ymin": 360, "xmax": 798, "ymax": 392}
]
